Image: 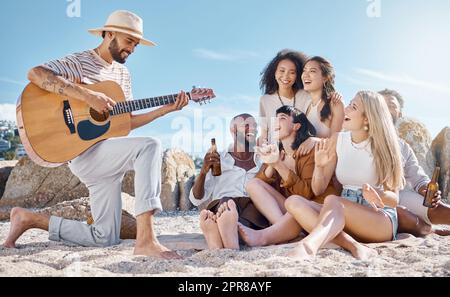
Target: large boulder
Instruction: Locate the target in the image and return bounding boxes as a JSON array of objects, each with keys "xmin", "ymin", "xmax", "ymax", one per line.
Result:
[
  {"xmin": 0, "ymin": 160, "xmax": 18, "ymax": 199},
  {"xmin": 0, "ymin": 149, "xmax": 197, "ymax": 214},
  {"xmin": 161, "ymin": 149, "xmax": 196, "ymax": 211},
  {"xmin": 397, "ymin": 117, "xmax": 434, "ymax": 178},
  {"xmin": 431, "ymin": 127, "xmax": 450, "ymax": 201},
  {"xmin": 121, "ymin": 171, "xmax": 135, "ymax": 196},
  {"xmin": 0, "ymin": 157, "xmax": 88, "ymax": 209}
]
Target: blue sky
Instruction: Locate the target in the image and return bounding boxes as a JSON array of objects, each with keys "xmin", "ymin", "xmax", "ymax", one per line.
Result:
[{"xmin": 1, "ymin": 0, "xmax": 449, "ymax": 156}]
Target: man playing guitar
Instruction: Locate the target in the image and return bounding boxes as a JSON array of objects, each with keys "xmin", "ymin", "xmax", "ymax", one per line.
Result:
[{"xmin": 3, "ymin": 10, "xmax": 187, "ymax": 259}]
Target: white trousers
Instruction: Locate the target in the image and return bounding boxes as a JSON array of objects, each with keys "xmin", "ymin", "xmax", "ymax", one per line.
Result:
[
  {"xmin": 399, "ymin": 189, "xmax": 432, "ymax": 225},
  {"xmin": 48, "ymin": 137, "xmax": 162, "ymax": 247}
]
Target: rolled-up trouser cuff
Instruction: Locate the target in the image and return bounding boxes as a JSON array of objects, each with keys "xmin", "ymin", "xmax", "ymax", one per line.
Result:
[
  {"xmin": 48, "ymin": 216, "xmax": 63, "ymax": 242},
  {"xmin": 399, "ymin": 190, "xmax": 432, "ymax": 225},
  {"xmin": 135, "ymin": 197, "xmax": 163, "ymax": 217}
]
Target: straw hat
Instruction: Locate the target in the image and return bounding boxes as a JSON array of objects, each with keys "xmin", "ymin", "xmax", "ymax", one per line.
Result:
[{"xmin": 88, "ymin": 10, "xmax": 156, "ymax": 46}]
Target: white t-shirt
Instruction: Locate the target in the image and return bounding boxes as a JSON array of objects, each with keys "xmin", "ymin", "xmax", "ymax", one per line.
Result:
[
  {"xmin": 189, "ymin": 150, "xmax": 262, "ymax": 207},
  {"xmin": 259, "ymin": 90, "xmax": 311, "ymax": 141},
  {"xmin": 336, "ymin": 132, "xmax": 379, "ymax": 191}
]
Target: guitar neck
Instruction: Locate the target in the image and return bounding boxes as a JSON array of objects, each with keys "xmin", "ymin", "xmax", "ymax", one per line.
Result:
[{"xmin": 110, "ymin": 93, "xmax": 191, "ymax": 116}]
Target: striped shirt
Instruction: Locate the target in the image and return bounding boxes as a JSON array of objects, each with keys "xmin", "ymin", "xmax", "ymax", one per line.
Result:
[{"xmin": 41, "ymin": 49, "xmax": 133, "ymax": 100}]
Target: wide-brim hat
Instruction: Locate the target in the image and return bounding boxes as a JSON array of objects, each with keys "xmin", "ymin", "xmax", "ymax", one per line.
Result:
[{"xmin": 88, "ymin": 10, "xmax": 156, "ymax": 46}]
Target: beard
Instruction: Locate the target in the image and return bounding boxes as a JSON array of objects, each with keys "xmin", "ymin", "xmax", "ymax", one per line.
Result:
[
  {"xmin": 108, "ymin": 38, "xmax": 129, "ymax": 64},
  {"xmin": 235, "ymin": 131, "xmax": 256, "ymax": 152}
]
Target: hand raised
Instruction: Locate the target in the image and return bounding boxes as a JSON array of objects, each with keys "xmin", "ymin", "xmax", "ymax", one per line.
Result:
[
  {"xmin": 330, "ymin": 92, "xmax": 343, "ymax": 105},
  {"xmin": 201, "ymin": 152, "xmax": 220, "ymax": 174},
  {"xmin": 314, "ymin": 139, "xmax": 333, "ymax": 168},
  {"xmin": 255, "ymin": 143, "xmax": 280, "ymax": 164}
]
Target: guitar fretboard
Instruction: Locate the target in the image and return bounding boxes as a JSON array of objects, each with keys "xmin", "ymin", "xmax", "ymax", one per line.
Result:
[{"xmin": 110, "ymin": 93, "xmax": 189, "ymax": 116}]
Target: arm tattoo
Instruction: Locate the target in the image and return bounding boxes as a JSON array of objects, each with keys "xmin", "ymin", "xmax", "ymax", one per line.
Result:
[{"xmin": 40, "ymin": 69, "xmax": 71, "ymax": 96}]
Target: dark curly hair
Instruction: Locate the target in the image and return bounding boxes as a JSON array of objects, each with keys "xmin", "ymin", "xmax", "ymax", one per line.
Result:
[
  {"xmin": 304, "ymin": 56, "xmax": 335, "ymax": 122},
  {"xmin": 276, "ymin": 105, "xmax": 316, "ymax": 151},
  {"xmin": 378, "ymin": 89, "xmax": 404, "ymax": 110},
  {"xmin": 260, "ymin": 49, "xmax": 308, "ymax": 95}
]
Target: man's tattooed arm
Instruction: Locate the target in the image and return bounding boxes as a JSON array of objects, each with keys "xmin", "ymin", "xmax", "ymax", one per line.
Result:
[{"xmin": 28, "ymin": 66, "xmax": 90, "ymax": 101}]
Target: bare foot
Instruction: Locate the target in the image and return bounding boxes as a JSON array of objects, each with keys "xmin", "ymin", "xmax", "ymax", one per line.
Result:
[
  {"xmin": 216, "ymin": 202, "xmax": 228, "ymax": 218},
  {"xmin": 216, "ymin": 200, "xmax": 239, "ymax": 249},
  {"xmin": 3, "ymin": 208, "xmax": 36, "ymax": 248},
  {"xmin": 350, "ymin": 242, "xmax": 378, "ymax": 260},
  {"xmin": 237, "ymin": 223, "xmax": 266, "ymax": 247},
  {"xmin": 134, "ymin": 241, "xmax": 183, "ymax": 259},
  {"xmin": 199, "ymin": 210, "xmax": 224, "ymax": 249},
  {"xmin": 287, "ymin": 242, "xmax": 315, "ymax": 260}
]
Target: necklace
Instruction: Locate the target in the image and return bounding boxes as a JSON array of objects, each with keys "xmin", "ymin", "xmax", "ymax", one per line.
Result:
[
  {"xmin": 306, "ymin": 99, "xmax": 321, "ymax": 116},
  {"xmin": 310, "ymin": 99, "xmax": 320, "ymax": 108},
  {"xmin": 282, "ymin": 149, "xmax": 296, "ymax": 159},
  {"xmin": 350, "ymin": 137, "xmax": 370, "ymax": 150},
  {"xmin": 277, "ymin": 90, "xmax": 296, "ymax": 107},
  {"xmin": 230, "ymin": 152, "xmax": 254, "ymax": 162}
]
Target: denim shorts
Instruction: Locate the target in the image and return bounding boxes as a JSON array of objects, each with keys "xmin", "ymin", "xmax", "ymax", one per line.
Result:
[{"xmin": 341, "ymin": 188, "xmax": 398, "ymax": 240}]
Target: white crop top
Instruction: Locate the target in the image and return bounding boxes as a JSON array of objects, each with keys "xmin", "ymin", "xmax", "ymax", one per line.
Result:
[{"xmin": 335, "ymin": 132, "xmax": 379, "ymax": 190}]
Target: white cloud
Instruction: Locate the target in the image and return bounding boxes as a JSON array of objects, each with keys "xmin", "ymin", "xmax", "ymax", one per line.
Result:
[
  {"xmin": 193, "ymin": 48, "xmax": 260, "ymax": 61},
  {"xmin": 0, "ymin": 77, "xmax": 27, "ymax": 86},
  {"xmin": 353, "ymin": 68, "xmax": 450, "ymax": 95},
  {"xmin": 0, "ymin": 104, "xmax": 17, "ymax": 122}
]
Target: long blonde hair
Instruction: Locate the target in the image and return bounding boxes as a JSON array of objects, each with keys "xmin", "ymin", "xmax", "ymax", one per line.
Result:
[{"xmin": 357, "ymin": 91, "xmax": 405, "ymax": 191}]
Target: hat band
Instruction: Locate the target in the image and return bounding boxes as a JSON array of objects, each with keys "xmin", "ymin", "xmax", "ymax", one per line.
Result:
[{"xmin": 103, "ymin": 24, "xmax": 143, "ymax": 36}]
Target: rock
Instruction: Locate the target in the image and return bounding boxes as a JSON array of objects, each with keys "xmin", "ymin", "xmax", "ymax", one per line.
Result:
[
  {"xmin": 397, "ymin": 117, "xmax": 434, "ymax": 177},
  {"xmin": 179, "ymin": 175, "xmax": 195, "ymax": 211},
  {"xmin": 121, "ymin": 171, "xmax": 135, "ymax": 196},
  {"xmin": 431, "ymin": 127, "xmax": 450, "ymax": 201},
  {"xmin": 0, "ymin": 161, "xmax": 18, "ymax": 199},
  {"xmin": 0, "ymin": 157, "xmax": 88, "ymax": 209},
  {"xmin": 37, "ymin": 197, "xmax": 91, "ymax": 221},
  {"xmin": 160, "ymin": 149, "xmax": 196, "ymax": 211},
  {"xmin": 0, "ymin": 149, "xmax": 196, "ymax": 212},
  {"xmin": 0, "ymin": 206, "xmax": 12, "ymax": 221}
]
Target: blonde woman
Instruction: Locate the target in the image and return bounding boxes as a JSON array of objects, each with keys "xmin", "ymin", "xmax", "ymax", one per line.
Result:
[{"xmin": 285, "ymin": 91, "xmax": 405, "ymax": 260}]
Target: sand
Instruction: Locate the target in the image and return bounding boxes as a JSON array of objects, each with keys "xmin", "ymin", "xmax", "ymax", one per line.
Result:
[{"xmin": 0, "ymin": 211, "xmax": 449, "ymax": 277}]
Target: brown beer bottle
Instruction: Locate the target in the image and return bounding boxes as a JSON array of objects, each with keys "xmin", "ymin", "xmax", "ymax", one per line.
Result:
[
  {"xmin": 423, "ymin": 166, "xmax": 440, "ymax": 208},
  {"xmin": 210, "ymin": 138, "xmax": 222, "ymax": 176}
]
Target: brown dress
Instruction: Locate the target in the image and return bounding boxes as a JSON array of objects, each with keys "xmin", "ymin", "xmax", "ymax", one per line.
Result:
[{"xmin": 255, "ymin": 148, "xmax": 340, "ymax": 204}]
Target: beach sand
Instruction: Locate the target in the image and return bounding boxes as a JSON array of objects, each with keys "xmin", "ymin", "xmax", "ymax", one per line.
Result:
[{"xmin": 0, "ymin": 211, "xmax": 449, "ymax": 277}]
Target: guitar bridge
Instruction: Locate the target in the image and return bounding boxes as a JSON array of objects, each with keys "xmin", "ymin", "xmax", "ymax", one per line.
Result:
[{"xmin": 63, "ymin": 100, "xmax": 76, "ymax": 134}]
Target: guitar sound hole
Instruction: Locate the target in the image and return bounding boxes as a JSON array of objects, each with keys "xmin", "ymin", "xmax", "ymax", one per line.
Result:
[{"xmin": 90, "ymin": 108, "xmax": 110, "ymax": 122}]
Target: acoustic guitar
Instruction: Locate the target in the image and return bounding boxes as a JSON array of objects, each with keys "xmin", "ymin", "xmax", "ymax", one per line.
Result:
[{"xmin": 17, "ymin": 81, "xmax": 215, "ymax": 167}]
